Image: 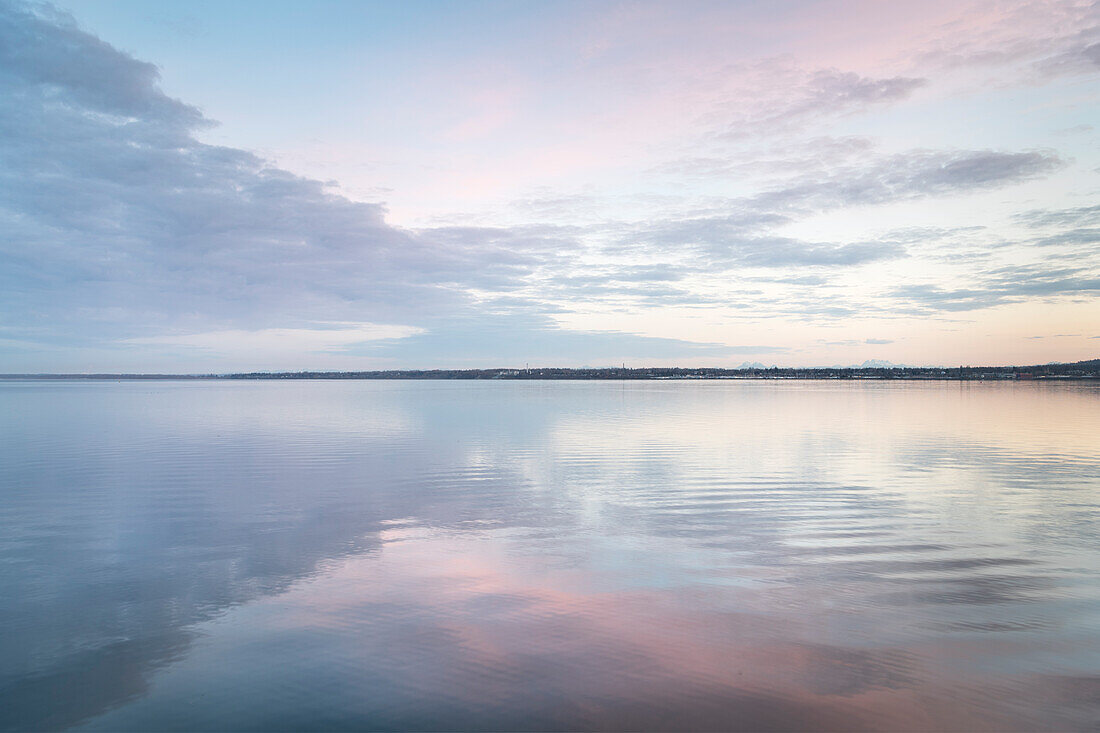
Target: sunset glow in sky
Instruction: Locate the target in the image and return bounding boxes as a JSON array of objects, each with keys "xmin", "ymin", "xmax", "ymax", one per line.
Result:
[{"xmin": 1, "ymin": 0, "xmax": 1098, "ymax": 371}]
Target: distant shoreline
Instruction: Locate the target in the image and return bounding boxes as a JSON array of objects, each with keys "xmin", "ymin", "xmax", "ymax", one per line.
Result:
[{"xmin": 3, "ymin": 359, "xmax": 1098, "ymax": 381}]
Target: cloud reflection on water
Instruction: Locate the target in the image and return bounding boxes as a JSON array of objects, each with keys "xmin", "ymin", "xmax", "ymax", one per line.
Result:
[{"xmin": 0, "ymin": 380, "xmax": 1098, "ymax": 731}]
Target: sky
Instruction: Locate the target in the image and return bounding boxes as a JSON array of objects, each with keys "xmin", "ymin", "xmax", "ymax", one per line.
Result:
[{"xmin": 0, "ymin": 0, "xmax": 1098, "ymax": 372}]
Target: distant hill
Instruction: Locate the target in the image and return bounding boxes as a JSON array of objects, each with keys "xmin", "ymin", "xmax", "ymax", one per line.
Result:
[{"xmin": 858, "ymin": 359, "xmax": 908, "ymax": 368}]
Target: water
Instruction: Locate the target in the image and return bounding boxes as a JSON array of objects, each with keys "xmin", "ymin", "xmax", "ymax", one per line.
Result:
[{"xmin": 1, "ymin": 379, "xmax": 1098, "ymax": 731}]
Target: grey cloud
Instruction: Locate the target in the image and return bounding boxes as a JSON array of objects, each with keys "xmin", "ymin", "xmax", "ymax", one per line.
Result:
[
  {"xmin": 640, "ymin": 232, "xmax": 903, "ymax": 269},
  {"xmin": 1033, "ymin": 40, "xmax": 1100, "ymax": 77},
  {"xmin": 889, "ymin": 285, "xmax": 1011, "ymax": 313},
  {"xmin": 1031, "ymin": 228, "xmax": 1100, "ymax": 249},
  {"xmin": 865, "ymin": 338, "xmax": 893, "ymax": 345},
  {"xmin": 0, "ymin": 2, "xmax": 810, "ymax": 367},
  {"xmin": 1015, "ymin": 204, "xmax": 1100, "ymax": 229},
  {"xmin": 891, "ymin": 264, "xmax": 1100, "ymax": 314},
  {"xmin": 606, "ymin": 265, "xmax": 686, "ymax": 283},
  {"xmin": 917, "ymin": 2, "xmax": 1100, "ymax": 82},
  {"xmin": 656, "ymin": 136, "xmax": 876, "ymax": 180},
  {"xmin": 597, "ymin": 145, "xmax": 1075, "ymax": 309},
  {"xmin": 539, "ymin": 276, "xmax": 743, "ymax": 309},
  {"xmin": 983, "ymin": 263, "xmax": 1086, "ymax": 280},
  {"xmin": 870, "ymin": 226, "xmax": 992, "ymax": 260},
  {"xmin": 540, "ymin": 265, "xmax": 688, "ymax": 288},
  {"xmin": 799, "ymin": 69, "xmax": 925, "ymax": 110},
  {"xmin": 2, "ymin": 1, "xmax": 1095, "ymax": 368},
  {"xmin": 616, "ymin": 148, "xmax": 1060, "ymax": 274},
  {"xmin": 1003, "ymin": 276, "xmax": 1100, "ymax": 296},
  {"xmin": 0, "ymin": 2, "xmax": 204, "ymax": 128},
  {"xmin": 619, "ymin": 212, "xmax": 903, "ymax": 269},
  {"xmin": 551, "ymin": 147, "xmax": 1055, "ymax": 272},
  {"xmin": 738, "ymin": 239, "xmax": 902, "ymax": 268},
  {"xmin": 550, "ymin": 282, "xmax": 693, "ymax": 301},
  {"xmin": 754, "ymin": 275, "xmax": 829, "ymax": 286},
  {"xmin": 8, "ymin": 3, "xmax": 815, "ymax": 368},
  {"xmin": 546, "ymin": 269, "xmax": 689, "ymax": 295},
  {"xmin": 634, "ymin": 213, "xmax": 792, "ymax": 248},
  {"xmin": 718, "ymin": 65, "xmax": 926, "ymax": 139},
  {"xmin": 753, "ymin": 150, "xmax": 1062, "ymax": 213},
  {"xmin": 777, "ymin": 301, "xmax": 861, "ymax": 319},
  {"xmin": 0, "ymin": 2, "xmax": 593, "ymax": 354}
]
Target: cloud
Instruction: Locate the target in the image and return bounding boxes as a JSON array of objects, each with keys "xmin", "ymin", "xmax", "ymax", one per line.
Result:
[
  {"xmin": 754, "ymin": 275, "xmax": 830, "ymax": 286},
  {"xmin": 890, "ymin": 265, "xmax": 1100, "ymax": 314},
  {"xmin": 615, "ymin": 148, "xmax": 1059, "ymax": 272},
  {"xmin": 1031, "ymin": 228, "xmax": 1100, "ymax": 249},
  {"xmin": 1015, "ymin": 204, "xmax": 1100, "ymax": 230},
  {"xmin": 739, "ymin": 239, "xmax": 903, "ymax": 268},
  {"xmin": 655, "ymin": 136, "xmax": 876, "ymax": 180},
  {"xmin": 657, "ymin": 146, "xmax": 1060, "ymax": 223},
  {"xmin": 0, "ymin": 2, "xmax": 585, "ymax": 359},
  {"xmin": 0, "ymin": 2, "xmax": 204, "ymax": 127},
  {"xmin": 620, "ymin": 221, "xmax": 904, "ymax": 268},
  {"xmin": 1032, "ymin": 40, "xmax": 1100, "ymax": 78},
  {"xmin": 752, "ymin": 149, "xmax": 1062, "ymax": 213},
  {"xmin": 714, "ymin": 63, "xmax": 926, "ymax": 139},
  {"xmin": 0, "ymin": 1, "xmax": 1094, "ymax": 369},
  {"xmin": 914, "ymin": 0, "xmax": 1100, "ymax": 82},
  {"xmin": 124, "ymin": 323, "xmax": 425, "ymax": 356},
  {"xmin": 865, "ymin": 338, "xmax": 893, "ymax": 345}
]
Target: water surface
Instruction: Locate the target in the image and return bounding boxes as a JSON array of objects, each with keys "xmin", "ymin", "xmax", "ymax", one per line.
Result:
[{"xmin": 1, "ymin": 380, "xmax": 1099, "ymax": 731}]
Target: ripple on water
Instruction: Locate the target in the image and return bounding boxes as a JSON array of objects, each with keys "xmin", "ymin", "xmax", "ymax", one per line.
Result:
[{"xmin": 0, "ymin": 379, "xmax": 1098, "ymax": 731}]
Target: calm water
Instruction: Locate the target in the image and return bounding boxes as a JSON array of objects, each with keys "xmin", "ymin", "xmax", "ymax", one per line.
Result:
[{"xmin": 1, "ymin": 380, "xmax": 1099, "ymax": 731}]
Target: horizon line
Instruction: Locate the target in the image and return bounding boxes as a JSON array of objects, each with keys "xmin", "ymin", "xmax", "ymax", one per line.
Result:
[{"xmin": 2, "ymin": 357, "xmax": 1098, "ymax": 380}]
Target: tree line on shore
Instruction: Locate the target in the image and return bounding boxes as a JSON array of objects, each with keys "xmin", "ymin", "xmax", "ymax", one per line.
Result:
[{"xmin": 6, "ymin": 359, "xmax": 1099, "ymax": 380}]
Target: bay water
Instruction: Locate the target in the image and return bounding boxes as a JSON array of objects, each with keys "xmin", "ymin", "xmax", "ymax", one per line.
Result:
[{"xmin": 2, "ymin": 379, "xmax": 1098, "ymax": 731}]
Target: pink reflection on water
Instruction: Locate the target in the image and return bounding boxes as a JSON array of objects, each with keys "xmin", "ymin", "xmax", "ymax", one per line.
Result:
[{"xmin": 264, "ymin": 526, "xmax": 1046, "ymax": 731}]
